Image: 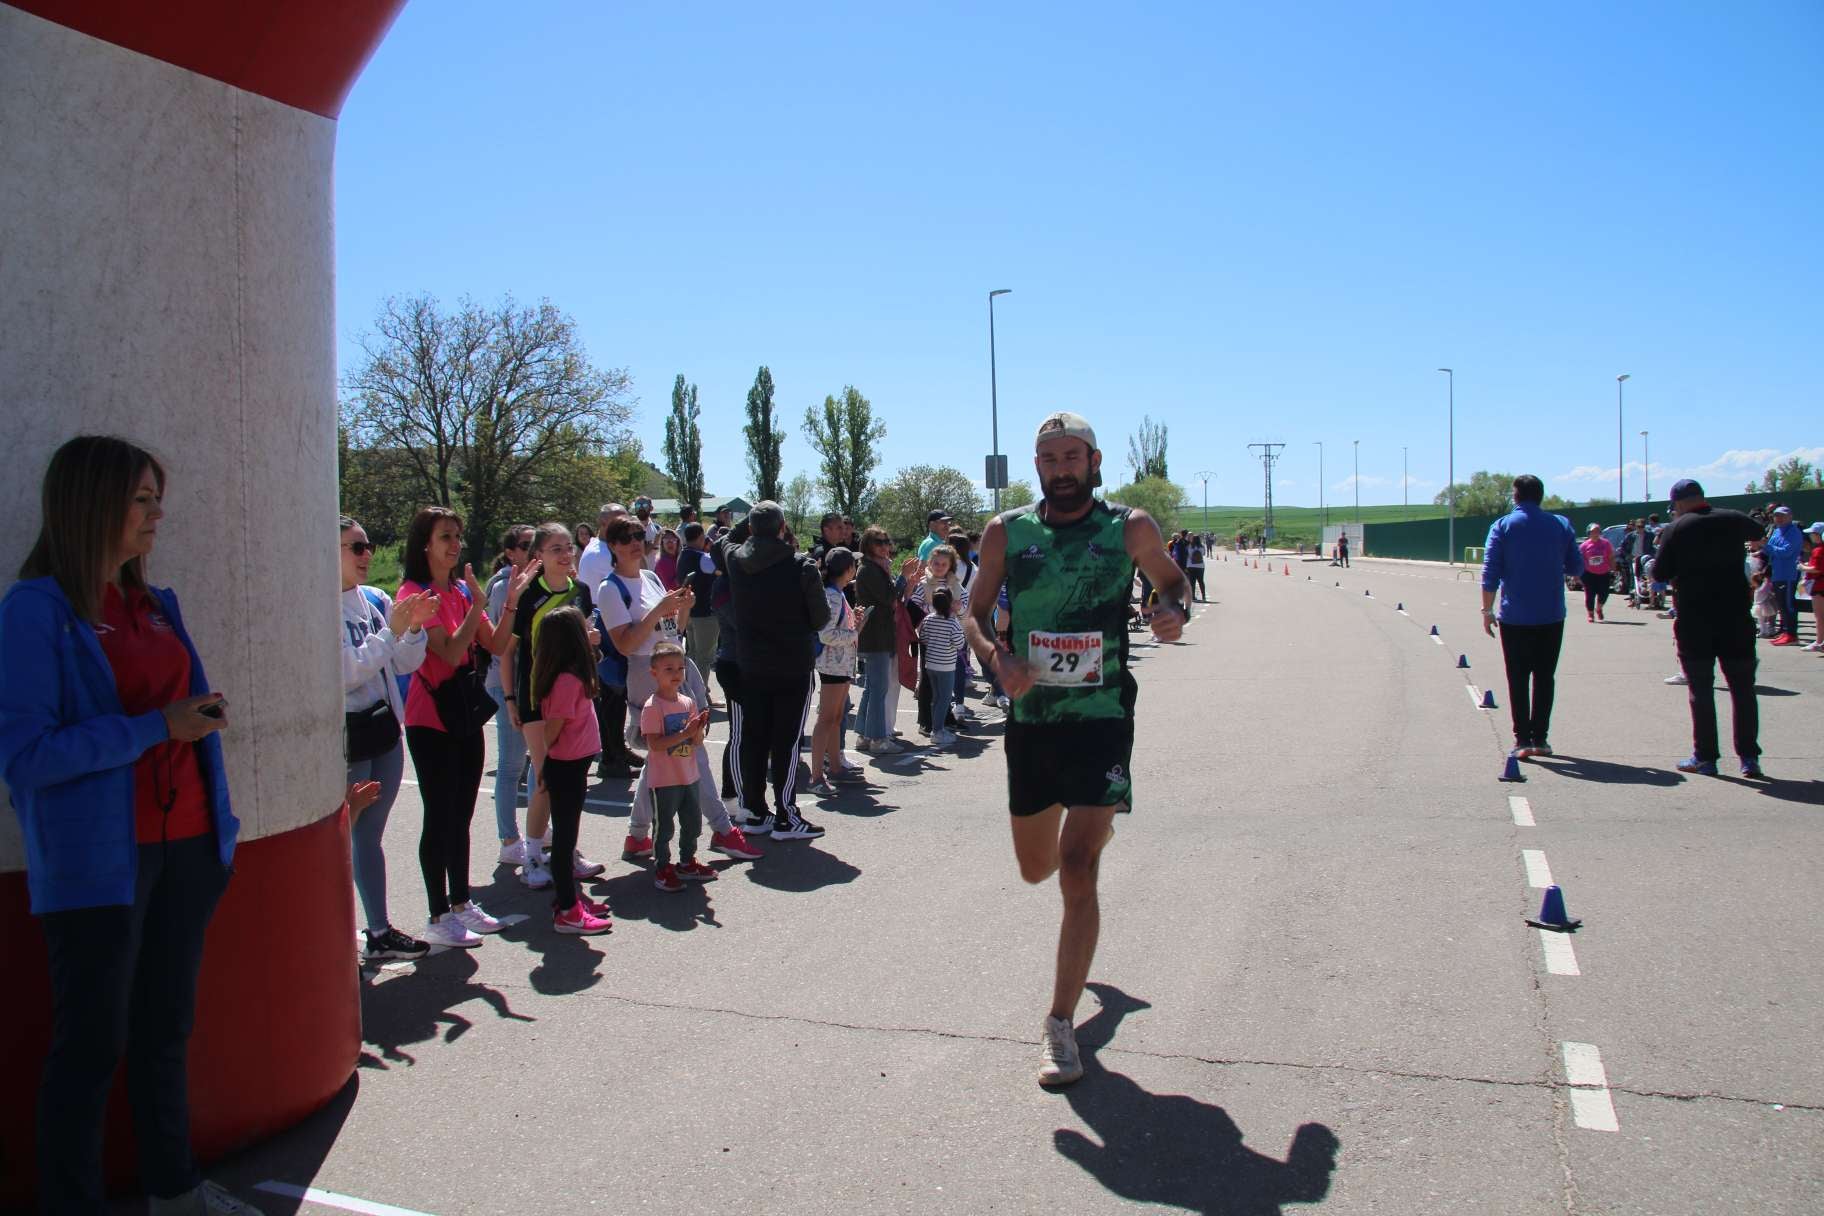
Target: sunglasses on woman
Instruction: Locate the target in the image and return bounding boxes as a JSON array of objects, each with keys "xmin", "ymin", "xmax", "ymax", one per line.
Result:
[{"xmin": 342, "ymin": 541, "xmax": 378, "ymax": 556}]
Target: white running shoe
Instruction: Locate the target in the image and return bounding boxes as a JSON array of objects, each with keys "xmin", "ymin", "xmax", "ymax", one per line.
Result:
[
  {"xmin": 572, "ymin": 851, "xmax": 606, "ymax": 879},
  {"xmin": 1664, "ymin": 672, "xmax": 1689, "ymax": 686},
  {"xmin": 452, "ymin": 902, "xmax": 503, "ymax": 935},
  {"xmin": 521, "ymin": 859, "xmax": 553, "ymax": 889},
  {"xmin": 995, "ymin": 695, "xmax": 1012, "ymax": 712},
  {"xmin": 855, "ymin": 737, "xmax": 877, "ymax": 754},
  {"xmin": 953, "ymin": 705, "xmax": 976, "ymax": 722},
  {"xmin": 931, "ymin": 728, "xmax": 958, "ymax": 746},
  {"xmin": 422, "ymin": 915, "xmax": 482, "ymax": 949},
  {"xmin": 1038, "ymin": 1015, "xmax": 1084, "ymax": 1086},
  {"xmin": 497, "ymin": 839, "xmax": 527, "ymax": 866},
  {"xmin": 871, "ymin": 737, "xmax": 907, "ymax": 755}
]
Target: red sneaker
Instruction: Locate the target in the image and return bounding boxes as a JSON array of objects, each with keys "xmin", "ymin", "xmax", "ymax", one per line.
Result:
[
  {"xmin": 622, "ymin": 834, "xmax": 654, "ymax": 860},
  {"xmin": 708, "ymin": 827, "xmax": 762, "ymax": 860},
  {"xmin": 1771, "ymin": 633, "xmax": 1796, "ymax": 646},
  {"xmin": 653, "ymin": 864, "xmax": 684, "ymax": 893},
  {"xmin": 582, "ymin": 897, "xmax": 612, "ymax": 920},
  {"xmin": 677, "ymin": 859, "xmax": 718, "ymax": 882},
  {"xmin": 553, "ymin": 900, "xmax": 611, "ymax": 935}
]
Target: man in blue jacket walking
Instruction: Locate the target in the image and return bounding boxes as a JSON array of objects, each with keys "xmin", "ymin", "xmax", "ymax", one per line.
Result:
[
  {"xmin": 1481, "ymin": 475, "xmax": 1583, "ymax": 758},
  {"xmin": 1761, "ymin": 504, "xmax": 1802, "ymax": 645}
]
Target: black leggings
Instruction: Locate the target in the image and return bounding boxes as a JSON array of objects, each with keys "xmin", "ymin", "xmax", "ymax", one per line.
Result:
[
  {"xmin": 406, "ymin": 725, "xmax": 486, "ymax": 917},
  {"xmin": 1582, "ymin": 571, "xmax": 1612, "ymax": 612},
  {"xmin": 1189, "ymin": 568, "xmax": 1206, "ymax": 599},
  {"xmin": 541, "ymin": 754, "xmax": 592, "ymax": 909},
  {"xmin": 735, "ymin": 674, "xmax": 816, "ymax": 816},
  {"xmin": 716, "ymin": 658, "xmax": 743, "ymax": 799}
]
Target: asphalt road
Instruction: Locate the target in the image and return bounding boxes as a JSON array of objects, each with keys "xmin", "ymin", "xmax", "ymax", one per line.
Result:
[{"xmin": 203, "ymin": 552, "xmax": 1822, "ymax": 1215}]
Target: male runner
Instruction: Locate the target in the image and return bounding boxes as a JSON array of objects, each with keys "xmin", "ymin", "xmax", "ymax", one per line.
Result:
[{"xmin": 965, "ymin": 410, "xmax": 1189, "ymax": 1086}]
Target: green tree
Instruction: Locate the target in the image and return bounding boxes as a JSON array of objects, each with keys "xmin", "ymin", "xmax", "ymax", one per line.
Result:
[
  {"xmin": 1127, "ymin": 415, "xmax": 1169, "ymax": 482},
  {"xmin": 1108, "ymin": 476, "xmax": 1187, "ymax": 534},
  {"xmin": 803, "ymin": 386, "xmax": 886, "ymax": 519},
  {"xmin": 663, "ymin": 374, "xmax": 705, "ymax": 512},
  {"xmin": 1433, "ymin": 471, "xmax": 1520, "ymax": 517},
  {"xmin": 1754, "ymin": 456, "xmax": 1815, "ymax": 494},
  {"xmin": 780, "ymin": 472, "xmax": 820, "ymax": 539},
  {"xmin": 744, "ymin": 365, "xmax": 785, "ymax": 502},
  {"xmin": 872, "ymin": 465, "xmax": 984, "ymax": 541},
  {"xmin": 339, "ymin": 293, "xmax": 634, "ymax": 560},
  {"xmin": 1001, "ymin": 478, "xmax": 1037, "ymax": 511}
]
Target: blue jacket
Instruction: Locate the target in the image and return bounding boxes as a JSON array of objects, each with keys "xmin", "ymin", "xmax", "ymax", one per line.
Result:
[
  {"xmin": 1763, "ymin": 521, "xmax": 1802, "ymax": 582},
  {"xmin": 0, "ymin": 577, "xmax": 237, "ymax": 914},
  {"xmin": 1482, "ymin": 504, "xmax": 1583, "ymax": 626}
]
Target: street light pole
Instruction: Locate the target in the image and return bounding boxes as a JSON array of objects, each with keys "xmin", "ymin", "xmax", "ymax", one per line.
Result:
[
  {"xmin": 1196, "ymin": 470, "xmax": 1216, "ymax": 538},
  {"xmin": 1438, "ymin": 369, "xmax": 1454, "ymax": 564},
  {"xmin": 1402, "ymin": 446, "xmax": 1409, "ymax": 519},
  {"xmin": 1353, "ymin": 439, "xmax": 1360, "ymax": 524},
  {"xmin": 1313, "ymin": 441, "xmax": 1325, "ymax": 530},
  {"xmin": 1616, "ymin": 374, "xmax": 1630, "ymax": 505},
  {"xmin": 1641, "ymin": 430, "xmax": 1649, "ymax": 502},
  {"xmin": 988, "ymin": 289, "xmax": 1012, "ymax": 513}
]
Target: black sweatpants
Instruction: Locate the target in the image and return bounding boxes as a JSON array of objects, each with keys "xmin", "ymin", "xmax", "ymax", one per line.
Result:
[
  {"xmin": 1498, "ymin": 620, "xmax": 1564, "ymax": 749},
  {"xmin": 1582, "ymin": 571, "xmax": 1612, "ymax": 613},
  {"xmin": 716, "ymin": 658, "xmax": 743, "ymax": 799},
  {"xmin": 1675, "ymin": 610, "xmax": 1760, "ymax": 762},
  {"xmin": 541, "ymin": 754, "xmax": 593, "ymax": 910},
  {"xmin": 735, "ymin": 672, "xmax": 815, "ymax": 818},
  {"xmin": 405, "ymin": 724, "xmax": 487, "ymax": 917},
  {"xmin": 1189, "ymin": 568, "xmax": 1206, "ymax": 600},
  {"xmin": 596, "ymin": 683, "xmax": 637, "ymax": 766},
  {"xmin": 37, "ymin": 835, "xmax": 228, "ymax": 1213}
]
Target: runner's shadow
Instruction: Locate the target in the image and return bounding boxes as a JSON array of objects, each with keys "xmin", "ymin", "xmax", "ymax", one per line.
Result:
[
  {"xmin": 1731, "ymin": 776, "xmax": 1824, "ymax": 806},
  {"xmin": 356, "ymin": 949, "xmax": 533, "ymax": 1070},
  {"xmin": 1528, "ymin": 755, "xmax": 1682, "ymax": 787},
  {"xmin": 1753, "ymin": 686, "xmax": 1799, "ymax": 696},
  {"xmin": 1054, "ymin": 984, "xmax": 1339, "ymax": 1215}
]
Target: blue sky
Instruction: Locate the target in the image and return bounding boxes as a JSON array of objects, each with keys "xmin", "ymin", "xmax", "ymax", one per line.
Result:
[{"xmin": 334, "ymin": 1, "xmax": 1823, "ymax": 510}]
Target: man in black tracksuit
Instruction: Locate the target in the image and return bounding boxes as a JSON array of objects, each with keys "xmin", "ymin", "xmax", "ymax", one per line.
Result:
[
  {"xmin": 715, "ymin": 502, "xmax": 830, "ymax": 839},
  {"xmin": 1651, "ymin": 478, "xmax": 1765, "ymax": 778}
]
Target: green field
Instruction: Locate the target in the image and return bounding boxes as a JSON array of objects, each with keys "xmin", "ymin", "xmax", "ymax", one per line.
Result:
[{"xmin": 1173, "ymin": 502, "xmax": 1447, "ymax": 542}]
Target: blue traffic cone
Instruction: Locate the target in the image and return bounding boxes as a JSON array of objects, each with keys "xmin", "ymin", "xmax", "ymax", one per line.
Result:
[
  {"xmin": 1457, "ymin": 653, "xmax": 1470, "ymax": 668},
  {"xmin": 1429, "ymin": 624, "xmax": 1439, "ymax": 636},
  {"xmin": 1526, "ymin": 884, "xmax": 1582, "ymax": 932},
  {"xmin": 1396, "ymin": 602, "xmax": 1404, "ymax": 611},
  {"xmin": 1364, "ymin": 589, "xmax": 1371, "ymax": 597},
  {"xmin": 1500, "ymin": 751, "xmax": 1527, "ymax": 782},
  {"xmin": 1480, "ymin": 688, "xmax": 1497, "ymax": 709},
  {"xmin": 1334, "ymin": 581, "xmax": 1340, "ymax": 587}
]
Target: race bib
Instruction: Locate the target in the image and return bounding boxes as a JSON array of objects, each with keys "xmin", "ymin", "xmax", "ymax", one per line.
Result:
[
  {"xmin": 1029, "ymin": 630, "xmax": 1103, "ymax": 686},
  {"xmin": 656, "ymin": 615, "xmax": 682, "ymax": 645}
]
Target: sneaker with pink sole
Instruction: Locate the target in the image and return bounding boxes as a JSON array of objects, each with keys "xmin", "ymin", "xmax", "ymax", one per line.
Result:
[{"xmin": 553, "ymin": 900, "xmax": 611, "ymax": 935}]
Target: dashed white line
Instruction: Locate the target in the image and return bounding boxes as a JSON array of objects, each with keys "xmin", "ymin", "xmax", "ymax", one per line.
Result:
[
  {"xmin": 1465, "ymin": 684, "xmax": 1482, "ymax": 707},
  {"xmin": 1521, "ymin": 849, "xmax": 1554, "ymax": 889},
  {"xmin": 1539, "ymin": 929, "xmax": 1581, "ymax": 976},
  {"xmin": 1508, "ymin": 795, "xmax": 1535, "ymax": 827},
  {"xmin": 1430, "ymin": 634, "xmax": 1443, "ymax": 645},
  {"xmin": 255, "ymin": 1182, "xmax": 438, "ymax": 1216},
  {"xmin": 1561, "ymin": 1042, "xmax": 1619, "ymax": 1132}
]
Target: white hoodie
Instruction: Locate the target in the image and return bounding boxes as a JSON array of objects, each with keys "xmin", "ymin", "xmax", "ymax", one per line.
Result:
[{"xmin": 341, "ymin": 585, "xmax": 428, "ymax": 720}]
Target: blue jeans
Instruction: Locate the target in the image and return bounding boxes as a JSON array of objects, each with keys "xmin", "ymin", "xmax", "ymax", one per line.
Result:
[
  {"xmin": 926, "ymin": 666, "xmax": 957, "ymax": 725},
  {"xmin": 345, "ymin": 740, "xmax": 406, "ymax": 933},
  {"xmin": 491, "ymin": 687, "xmax": 529, "ymax": 841},
  {"xmin": 858, "ymin": 651, "xmax": 894, "ymax": 738}
]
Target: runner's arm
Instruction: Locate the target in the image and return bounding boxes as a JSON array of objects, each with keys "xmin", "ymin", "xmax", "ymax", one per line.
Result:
[
  {"xmin": 1125, "ymin": 510, "xmax": 1190, "ymax": 616},
  {"xmin": 964, "ymin": 517, "xmax": 1009, "ymax": 670}
]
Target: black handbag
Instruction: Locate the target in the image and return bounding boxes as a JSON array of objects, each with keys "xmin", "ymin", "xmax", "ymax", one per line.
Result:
[
  {"xmin": 344, "ymin": 699, "xmax": 401, "ymax": 763},
  {"xmin": 421, "ymin": 643, "xmax": 497, "ymax": 735}
]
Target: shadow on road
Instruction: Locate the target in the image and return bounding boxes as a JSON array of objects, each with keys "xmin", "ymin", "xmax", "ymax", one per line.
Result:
[
  {"xmin": 742, "ymin": 843, "xmax": 861, "ymax": 894},
  {"xmin": 210, "ymin": 1072, "xmax": 359, "ymax": 1214},
  {"xmin": 1724, "ymin": 775, "xmax": 1824, "ymax": 806},
  {"xmin": 1529, "ymin": 755, "xmax": 1683, "ymax": 786},
  {"xmin": 1052, "ymin": 984, "xmax": 1340, "ymax": 1215},
  {"xmin": 1753, "ymin": 685, "xmax": 1800, "ymax": 697},
  {"xmin": 356, "ymin": 949, "xmax": 533, "ymax": 1070}
]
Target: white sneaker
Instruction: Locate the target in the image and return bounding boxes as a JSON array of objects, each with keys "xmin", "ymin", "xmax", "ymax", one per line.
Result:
[
  {"xmin": 149, "ymin": 1180, "xmax": 267, "ymax": 1215},
  {"xmin": 1664, "ymin": 672, "xmax": 1689, "ymax": 686},
  {"xmin": 855, "ymin": 737, "xmax": 878, "ymax": 754},
  {"xmin": 423, "ymin": 915, "xmax": 482, "ymax": 949},
  {"xmin": 521, "ymin": 859, "xmax": 553, "ymax": 889},
  {"xmin": 995, "ymin": 695, "xmax": 1012, "ymax": 712},
  {"xmin": 572, "ymin": 851, "xmax": 606, "ymax": 879},
  {"xmin": 452, "ymin": 902, "xmax": 503, "ymax": 934},
  {"xmin": 953, "ymin": 705, "xmax": 976, "ymax": 722},
  {"xmin": 931, "ymin": 729, "xmax": 958, "ymax": 746},
  {"xmin": 497, "ymin": 839, "xmax": 527, "ymax": 866},
  {"xmin": 1038, "ymin": 1015, "xmax": 1084, "ymax": 1086},
  {"xmin": 872, "ymin": 737, "xmax": 907, "ymax": 755}
]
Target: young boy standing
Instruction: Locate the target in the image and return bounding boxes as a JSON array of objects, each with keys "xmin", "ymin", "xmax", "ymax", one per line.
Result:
[{"xmin": 639, "ymin": 643, "xmax": 717, "ymax": 892}]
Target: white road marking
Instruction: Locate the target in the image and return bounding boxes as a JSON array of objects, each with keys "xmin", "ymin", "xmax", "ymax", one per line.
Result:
[
  {"xmin": 255, "ymin": 1181, "xmax": 439, "ymax": 1216},
  {"xmin": 1465, "ymin": 684, "xmax": 1482, "ymax": 707},
  {"xmin": 1508, "ymin": 795, "xmax": 1535, "ymax": 826},
  {"xmin": 1539, "ymin": 929, "xmax": 1580, "ymax": 976},
  {"xmin": 1522, "ymin": 849, "xmax": 1553, "ymax": 888},
  {"xmin": 1561, "ymin": 1044, "xmax": 1619, "ymax": 1131},
  {"xmin": 1562, "ymin": 1042, "xmax": 1608, "ymax": 1087},
  {"xmin": 1569, "ymin": 1087, "xmax": 1619, "ymax": 1132},
  {"xmin": 1430, "ymin": 634, "xmax": 1443, "ymax": 645}
]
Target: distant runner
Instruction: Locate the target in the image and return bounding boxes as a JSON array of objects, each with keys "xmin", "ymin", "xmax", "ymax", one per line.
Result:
[{"xmin": 965, "ymin": 411, "xmax": 1190, "ymax": 1086}]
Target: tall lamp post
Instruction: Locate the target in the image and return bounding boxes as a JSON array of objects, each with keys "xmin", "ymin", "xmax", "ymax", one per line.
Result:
[
  {"xmin": 1313, "ymin": 441, "xmax": 1326, "ymax": 531},
  {"xmin": 1438, "ymin": 369, "xmax": 1454, "ymax": 563},
  {"xmin": 988, "ymin": 289, "xmax": 1012, "ymax": 512},
  {"xmin": 1196, "ymin": 470, "xmax": 1216, "ymax": 538},
  {"xmin": 1640, "ymin": 430, "xmax": 1650, "ymax": 502},
  {"xmin": 1402, "ymin": 445, "xmax": 1409, "ymax": 519},
  {"xmin": 1353, "ymin": 439, "xmax": 1360, "ymax": 523},
  {"xmin": 1615, "ymin": 373, "xmax": 1630, "ymax": 505}
]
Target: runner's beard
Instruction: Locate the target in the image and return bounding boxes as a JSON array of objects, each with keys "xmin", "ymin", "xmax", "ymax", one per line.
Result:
[{"xmin": 1044, "ymin": 476, "xmax": 1091, "ymax": 513}]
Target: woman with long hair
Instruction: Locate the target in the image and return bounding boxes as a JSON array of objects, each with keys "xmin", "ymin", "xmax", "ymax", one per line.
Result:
[
  {"xmin": 808, "ymin": 549, "xmax": 866, "ymax": 793},
  {"xmin": 485, "ymin": 524, "xmax": 534, "ymax": 865},
  {"xmin": 398, "ymin": 506, "xmax": 536, "ymax": 949},
  {"xmin": 655, "ymin": 527, "xmax": 683, "ymax": 591},
  {"xmin": 340, "ymin": 516, "xmax": 437, "ymax": 963},
  {"xmin": 853, "ymin": 527, "xmax": 903, "ymax": 755},
  {"xmin": 0, "ymin": 436, "xmax": 255, "ymax": 1213}
]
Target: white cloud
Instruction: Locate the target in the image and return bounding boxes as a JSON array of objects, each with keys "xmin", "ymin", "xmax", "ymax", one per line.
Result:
[{"xmin": 1556, "ymin": 446, "xmax": 1824, "ymax": 492}]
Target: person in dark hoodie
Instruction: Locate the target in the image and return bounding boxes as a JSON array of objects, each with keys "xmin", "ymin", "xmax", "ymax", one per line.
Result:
[{"xmin": 713, "ymin": 501, "xmax": 831, "ymax": 840}]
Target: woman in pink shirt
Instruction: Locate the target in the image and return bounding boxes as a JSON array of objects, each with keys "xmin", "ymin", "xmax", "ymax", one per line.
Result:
[{"xmin": 1578, "ymin": 523, "xmax": 1616, "ymax": 623}]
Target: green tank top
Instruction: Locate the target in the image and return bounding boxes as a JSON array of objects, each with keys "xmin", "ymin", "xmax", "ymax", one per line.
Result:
[{"xmin": 1001, "ymin": 499, "xmax": 1136, "ymax": 724}]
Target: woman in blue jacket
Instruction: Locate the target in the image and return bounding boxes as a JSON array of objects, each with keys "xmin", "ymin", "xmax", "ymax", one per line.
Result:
[{"xmin": 0, "ymin": 437, "xmax": 252, "ymax": 1216}]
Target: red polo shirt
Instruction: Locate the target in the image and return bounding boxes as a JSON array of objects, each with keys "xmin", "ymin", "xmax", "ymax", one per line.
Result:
[{"xmin": 99, "ymin": 584, "xmax": 212, "ymax": 843}]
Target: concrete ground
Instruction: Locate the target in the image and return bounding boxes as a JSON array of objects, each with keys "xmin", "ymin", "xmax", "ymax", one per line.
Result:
[{"xmin": 204, "ymin": 553, "xmax": 1821, "ymax": 1215}]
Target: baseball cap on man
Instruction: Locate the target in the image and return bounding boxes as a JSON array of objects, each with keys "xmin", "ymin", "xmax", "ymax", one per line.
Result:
[
  {"xmin": 1773, "ymin": 504, "xmax": 1792, "ymax": 517},
  {"xmin": 927, "ymin": 509, "xmax": 951, "ymax": 524},
  {"xmin": 1035, "ymin": 411, "xmax": 1097, "ymax": 453},
  {"xmin": 1668, "ymin": 478, "xmax": 1704, "ymax": 505}
]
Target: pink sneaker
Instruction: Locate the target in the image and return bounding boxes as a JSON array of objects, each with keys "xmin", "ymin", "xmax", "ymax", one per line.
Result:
[
  {"xmin": 708, "ymin": 827, "xmax": 762, "ymax": 860},
  {"xmin": 677, "ymin": 859, "xmax": 718, "ymax": 882},
  {"xmin": 582, "ymin": 896, "xmax": 611, "ymax": 919},
  {"xmin": 622, "ymin": 834, "xmax": 654, "ymax": 861},
  {"xmin": 653, "ymin": 864, "xmax": 684, "ymax": 893},
  {"xmin": 553, "ymin": 900, "xmax": 611, "ymax": 935}
]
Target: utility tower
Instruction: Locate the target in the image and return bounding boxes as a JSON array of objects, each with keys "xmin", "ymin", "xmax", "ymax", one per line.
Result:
[{"xmin": 1248, "ymin": 443, "xmax": 1285, "ymax": 540}]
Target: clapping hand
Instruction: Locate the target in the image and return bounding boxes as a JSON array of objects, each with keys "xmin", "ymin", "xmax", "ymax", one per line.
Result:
[
  {"xmin": 347, "ymin": 780, "xmax": 382, "ymax": 822},
  {"xmin": 389, "ymin": 590, "xmax": 438, "ymax": 635},
  {"xmin": 507, "ymin": 558, "xmax": 543, "ymax": 606}
]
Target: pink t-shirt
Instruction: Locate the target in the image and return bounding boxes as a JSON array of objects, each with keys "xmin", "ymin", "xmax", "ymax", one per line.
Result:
[
  {"xmin": 638, "ymin": 691, "xmax": 699, "ymax": 788},
  {"xmin": 540, "ymin": 672, "xmax": 601, "ymax": 762},
  {"xmin": 399, "ymin": 579, "xmax": 496, "ymax": 732},
  {"xmin": 1579, "ymin": 537, "xmax": 1615, "ymax": 575}
]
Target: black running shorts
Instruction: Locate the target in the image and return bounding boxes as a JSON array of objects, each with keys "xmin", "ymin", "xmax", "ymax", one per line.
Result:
[{"xmin": 1004, "ymin": 719, "xmax": 1135, "ymax": 817}]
